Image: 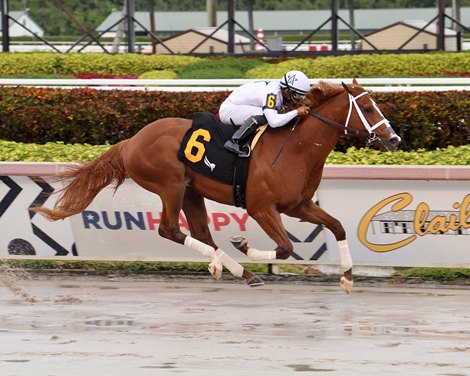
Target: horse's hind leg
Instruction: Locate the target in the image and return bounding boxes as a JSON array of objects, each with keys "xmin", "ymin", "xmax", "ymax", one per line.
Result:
[
  {"xmin": 133, "ymin": 177, "xmax": 225, "ymax": 280},
  {"xmin": 182, "ymin": 188, "xmax": 264, "ymax": 287},
  {"xmin": 159, "ymin": 189, "xmax": 225, "ymax": 280}
]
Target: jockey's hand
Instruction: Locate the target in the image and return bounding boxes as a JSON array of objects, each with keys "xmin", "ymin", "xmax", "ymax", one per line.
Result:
[
  {"xmin": 278, "ymin": 105, "xmax": 289, "ymax": 114},
  {"xmin": 296, "ymin": 105, "xmax": 311, "ymax": 118}
]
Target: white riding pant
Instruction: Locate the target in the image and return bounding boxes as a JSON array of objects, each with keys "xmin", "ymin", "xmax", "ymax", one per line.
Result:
[{"xmin": 219, "ymin": 100, "xmax": 264, "ymax": 127}]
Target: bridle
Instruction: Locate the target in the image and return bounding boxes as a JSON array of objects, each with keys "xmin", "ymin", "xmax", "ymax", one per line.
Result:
[
  {"xmin": 273, "ymin": 85, "xmax": 394, "ymax": 165},
  {"xmin": 308, "ymin": 89, "xmax": 392, "ymax": 148},
  {"xmin": 345, "ymin": 91, "xmax": 391, "ymax": 145}
]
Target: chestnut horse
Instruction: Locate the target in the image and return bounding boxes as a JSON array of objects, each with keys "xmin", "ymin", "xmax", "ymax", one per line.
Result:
[{"xmin": 33, "ymin": 79, "xmax": 401, "ymax": 293}]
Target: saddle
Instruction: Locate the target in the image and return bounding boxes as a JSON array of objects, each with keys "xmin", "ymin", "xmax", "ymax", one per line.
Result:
[{"xmin": 177, "ymin": 112, "xmax": 266, "ymax": 208}]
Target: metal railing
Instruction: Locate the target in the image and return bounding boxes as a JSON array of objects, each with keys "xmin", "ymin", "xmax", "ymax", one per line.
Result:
[{"xmin": 0, "ymin": 77, "xmax": 469, "ymax": 92}]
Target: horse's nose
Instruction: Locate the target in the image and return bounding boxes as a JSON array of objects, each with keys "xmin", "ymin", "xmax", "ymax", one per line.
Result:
[
  {"xmin": 388, "ymin": 128, "xmax": 402, "ymax": 148},
  {"xmin": 389, "ymin": 134, "xmax": 401, "ymax": 147}
]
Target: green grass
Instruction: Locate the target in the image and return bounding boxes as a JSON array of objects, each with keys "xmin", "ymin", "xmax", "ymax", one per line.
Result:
[
  {"xmin": 396, "ymin": 267, "xmax": 470, "ymax": 281},
  {"xmin": 0, "ymin": 259, "xmax": 304, "ymax": 275},
  {"xmin": 1, "ymin": 259, "xmax": 468, "ymax": 282}
]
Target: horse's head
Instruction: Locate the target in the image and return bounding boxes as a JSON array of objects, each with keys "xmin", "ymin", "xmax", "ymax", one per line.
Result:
[{"xmin": 340, "ymin": 79, "xmax": 401, "ymax": 151}]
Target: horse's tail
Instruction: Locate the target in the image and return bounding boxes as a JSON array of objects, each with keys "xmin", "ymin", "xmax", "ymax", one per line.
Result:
[{"xmin": 32, "ymin": 140, "xmax": 128, "ymax": 221}]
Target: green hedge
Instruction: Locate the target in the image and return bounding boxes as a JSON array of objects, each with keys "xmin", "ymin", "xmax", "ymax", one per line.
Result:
[
  {"xmin": 0, "ymin": 52, "xmax": 469, "ymax": 78},
  {"xmin": 177, "ymin": 57, "xmax": 264, "ymax": 79},
  {"xmin": 245, "ymin": 52, "xmax": 470, "ymax": 78},
  {"xmin": 0, "ymin": 87, "xmax": 467, "ymax": 151},
  {"xmin": 0, "ymin": 53, "xmax": 202, "ymax": 76},
  {"xmin": 371, "ymin": 91, "xmax": 469, "ymax": 150},
  {"xmin": 326, "ymin": 145, "xmax": 470, "ymax": 165},
  {"xmin": 0, "ymin": 87, "xmax": 225, "ymax": 145},
  {"xmin": 1, "ymin": 140, "xmax": 468, "ymax": 165}
]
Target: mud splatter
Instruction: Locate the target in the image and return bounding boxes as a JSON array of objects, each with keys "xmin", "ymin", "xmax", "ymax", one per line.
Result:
[
  {"xmin": 0, "ymin": 266, "xmax": 83, "ymax": 304},
  {"xmin": 380, "ymin": 342, "xmax": 402, "ymax": 348},
  {"xmin": 54, "ymin": 295, "xmax": 82, "ymax": 304},
  {"xmin": 287, "ymin": 364, "xmax": 335, "ymax": 372},
  {"xmin": 139, "ymin": 363, "xmax": 177, "ymax": 369},
  {"xmin": 0, "ymin": 264, "xmax": 36, "ymax": 303}
]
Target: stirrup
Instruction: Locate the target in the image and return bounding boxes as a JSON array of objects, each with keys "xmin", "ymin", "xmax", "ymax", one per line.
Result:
[
  {"xmin": 224, "ymin": 140, "xmax": 251, "ymax": 157},
  {"xmin": 238, "ymin": 145, "xmax": 251, "ymax": 158}
]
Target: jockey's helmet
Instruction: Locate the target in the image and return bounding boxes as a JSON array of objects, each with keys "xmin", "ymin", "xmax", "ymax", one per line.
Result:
[{"xmin": 280, "ymin": 70, "xmax": 310, "ymax": 101}]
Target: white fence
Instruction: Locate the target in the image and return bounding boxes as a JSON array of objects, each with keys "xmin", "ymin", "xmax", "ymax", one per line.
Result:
[
  {"xmin": 0, "ymin": 77, "xmax": 469, "ymax": 92},
  {"xmin": 1, "ymin": 163, "xmax": 469, "ymax": 268}
]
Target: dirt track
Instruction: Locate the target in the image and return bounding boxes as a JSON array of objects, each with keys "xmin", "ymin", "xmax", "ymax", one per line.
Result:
[{"xmin": 1, "ymin": 272, "xmax": 470, "ymax": 375}]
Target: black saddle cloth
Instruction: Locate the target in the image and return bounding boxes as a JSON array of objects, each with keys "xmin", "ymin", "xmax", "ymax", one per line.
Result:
[{"xmin": 178, "ymin": 112, "xmax": 238, "ymax": 184}]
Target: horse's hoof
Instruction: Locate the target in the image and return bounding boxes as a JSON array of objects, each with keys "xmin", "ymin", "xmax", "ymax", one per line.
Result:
[
  {"xmin": 340, "ymin": 276, "xmax": 353, "ymax": 294},
  {"xmin": 246, "ymin": 275, "xmax": 264, "ymax": 287},
  {"xmin": 208, "ymin": 261, "xmax": 223, "ymax": 280},
  {"xmin": 230, "ymin": 235, "xmax": 247, "ymax": 249}
]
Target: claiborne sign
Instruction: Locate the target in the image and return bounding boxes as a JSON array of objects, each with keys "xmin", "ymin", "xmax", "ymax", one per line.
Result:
[
  {"xmin": 317, "ymin": 177, "xmax": 470, "ymax": 267},
  {"xmin": 358, "ymin": 193, "xmax": 470, "ymax": 252}
]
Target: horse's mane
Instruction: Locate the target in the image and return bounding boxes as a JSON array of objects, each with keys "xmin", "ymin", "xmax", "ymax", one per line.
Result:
[{"xmin": 305, "ymin": 81, "xmax": 344, "ymax": 108}]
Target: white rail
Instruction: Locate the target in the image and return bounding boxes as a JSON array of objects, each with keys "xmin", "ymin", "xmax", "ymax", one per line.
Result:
[{"xmin": 0, "ymin": 78, "xmax": 469, "ymax": 92}]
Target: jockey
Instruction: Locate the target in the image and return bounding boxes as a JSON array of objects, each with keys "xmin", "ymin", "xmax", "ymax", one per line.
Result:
[{"xmin": 219, "ymin": 70, "xmax": 311, "ymax": 157}]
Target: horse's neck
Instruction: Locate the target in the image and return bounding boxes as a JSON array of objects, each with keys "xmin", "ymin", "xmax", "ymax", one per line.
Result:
[
  {"xmin": 297, "ymin": 106, "xmax": 345, "ymax": 163},
  {"xmin": 290, "ymin": 96, "xmax": 347, "ymax": 185}
]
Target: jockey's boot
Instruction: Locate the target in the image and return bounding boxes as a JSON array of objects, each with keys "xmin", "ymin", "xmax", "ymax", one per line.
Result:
[{"xmin": 224, "ymin": 115, "xmax": 267, "ymax": 157}]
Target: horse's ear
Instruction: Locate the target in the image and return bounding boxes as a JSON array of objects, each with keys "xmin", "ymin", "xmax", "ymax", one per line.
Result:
[
  {"xmin": 342, "ymin": 81, "xmax": 352, "ymax": 94},
  {"xmin": 352, "ymin": 78, "xmax": 359, "ymax": 85}
]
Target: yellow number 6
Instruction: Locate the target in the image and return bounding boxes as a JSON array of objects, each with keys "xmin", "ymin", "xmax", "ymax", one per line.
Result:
[
  {"xmin": 266, "ymin": 94, "xmax": 276, "ymax": 109},
  {"xmin": 184, "ymin": 129, "xmax": 211, "ymax": 163}
]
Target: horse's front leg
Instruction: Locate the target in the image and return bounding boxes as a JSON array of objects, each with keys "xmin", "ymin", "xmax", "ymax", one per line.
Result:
[{"xmin": 285, "ymin": 200, "xmax": 353, "ymax": 294}]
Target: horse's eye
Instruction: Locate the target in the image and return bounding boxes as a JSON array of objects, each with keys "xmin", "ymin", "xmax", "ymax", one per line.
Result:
[{"xmin": 364, "ymin": 106, "xmax": 373, "ymax": 113}]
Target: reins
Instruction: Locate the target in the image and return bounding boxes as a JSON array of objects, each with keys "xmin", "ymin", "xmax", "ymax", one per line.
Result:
[
  {"xmin": 308, "ymin": 110, "xmax": 361, "ymax": 137},
  {"xmin": 271, "ymin": 117, "xmax": 300, "ymax": 165}
]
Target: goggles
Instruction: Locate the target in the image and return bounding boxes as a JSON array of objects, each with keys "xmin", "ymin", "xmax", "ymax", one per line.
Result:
[{"xmin": 290, "ymin": 90, "xmax": 306, "ymax": 102}]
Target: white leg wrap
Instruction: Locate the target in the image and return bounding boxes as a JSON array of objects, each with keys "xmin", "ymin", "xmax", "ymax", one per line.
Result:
[
  {"xmin": 184, "ymin": 236, "xmax": 216, "ymax": 258},
  {"xmin": 338, "ymin": 240, "xmax": 353, "ymax": 273},
  {"xmin": 184, "ymin": 236, "xmax": 222, "ymax": 279},
  {"xmin": 247, "ymin": 248, "xmax": 277, "ymax": 261},
  {"xmin": 216, "ymin": 249, "xmax": 244, "ymax": 278}
]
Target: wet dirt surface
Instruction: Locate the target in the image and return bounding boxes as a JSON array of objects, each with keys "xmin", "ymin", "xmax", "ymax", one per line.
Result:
[{"xmin": 1, "ymin": 273, "xmax": 470, "ymax": 376}]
